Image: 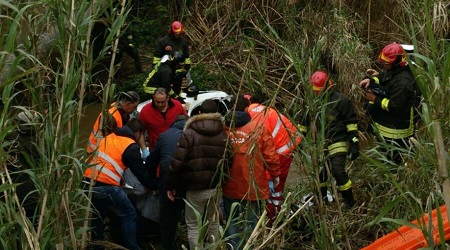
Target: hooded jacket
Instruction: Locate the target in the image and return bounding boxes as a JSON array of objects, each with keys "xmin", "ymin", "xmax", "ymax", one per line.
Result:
[
  {"xmin": 223, "ymin": 111, "xmax": 280, "ymax": 201},
  {"xmin": 166, "ymin": 113, "xmax": 229, "ymax": 191},
  {"xmin": 247, "ymin": 103, "xmax": 302, "ymax": 155},
  {"xmin": 146, "ymin": 118, "xmax": 187, "ymax": 191}
]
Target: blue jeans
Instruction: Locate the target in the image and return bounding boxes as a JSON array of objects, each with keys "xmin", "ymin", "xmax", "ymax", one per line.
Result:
[
  {"xmin": 223, "ymin": 196, "xmax": 262, "ymax": 250},
  {"xmin": 90, "ymin": 185, "xmax": 138, "ymax": 250}
]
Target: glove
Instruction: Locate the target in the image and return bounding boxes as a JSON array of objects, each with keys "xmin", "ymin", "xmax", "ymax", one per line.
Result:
[
  {"xmin": 366, "ymin": 68, "xmax": 379, "ymax": 77},
  {"xmin": 272, "ymin": 177, "xmax": 280, "ymax": 188},
  {"xmin": 348, "ymin": 137, "xmax": 360, "ymax": 161}
]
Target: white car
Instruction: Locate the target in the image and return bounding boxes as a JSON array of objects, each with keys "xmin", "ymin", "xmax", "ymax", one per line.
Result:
[{"xmin": 136, "ymin": 90, "xmax": 232, "ymax": 116}]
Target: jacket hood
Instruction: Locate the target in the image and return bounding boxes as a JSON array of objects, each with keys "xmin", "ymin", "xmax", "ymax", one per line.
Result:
[
  {"xmin": 171, "ymin": 119, "xmax": 187, "ymax": 130},
  {"xmin": 114, "ymin": 125, "xmax": 136, "ymax": 140},
  {"xmin": 184, "ymin": 113, "xmax": 225, "ymax": 136},
  {"xmin": 225, "ymin": 111, "xmax": 251, "ymax": 128}
]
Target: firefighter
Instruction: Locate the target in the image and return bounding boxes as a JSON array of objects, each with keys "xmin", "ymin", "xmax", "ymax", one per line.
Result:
[
  {"xmin": 144, "ymin": 21, "xmax": 191, "ymax": 98},
  {"xmin": 310, "ymin": 70, "xmax": 359, "ymax": 209},
  {"xmin": 115, "ymin": 30, "xmax": 143, "ymax": 73},
  {"xmin": 359, "ymin": 43, "xmax": 417, "ymax": 166}
]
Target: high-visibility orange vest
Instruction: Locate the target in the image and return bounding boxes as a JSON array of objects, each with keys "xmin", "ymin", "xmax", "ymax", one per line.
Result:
[
  {"xmin": 247, "ymin": 103, "xmax": 302, "ymax": 155},
  {"xmin": 87, "ymin": 104, "xmax": 123, "ymax": 153},
  {"xmin": 84, "ymin": 133, "xmax": 134, "ymax": 186}
]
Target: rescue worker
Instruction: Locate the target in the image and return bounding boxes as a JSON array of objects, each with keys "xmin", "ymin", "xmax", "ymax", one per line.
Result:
[
  {"xmin": 359, "ymin": 43, "xmax": 417, "ymax": 166},
  {"xmin": 144, "ymin": 21, "xmax": 191, "ymax": 97},
  {"xmin": 142, "ymin": 54, "xmax": 179, "ymax": 97},
  {"xmin": 223, "ymin": 96, "xmax": 280, "ymax": 249},
  {"xmin": 87, "ymin": 91, "xmax": 140, "ymax": 154},
  {"xmin": 309, "ymin": 70, "xmax": 360, "ymax": 209},
  {"xmin": 115, "ymin": 30, "xmax": 143, "ymax": 73},
  {"xmin": 83, "ymin": 118, "xmax": 158, "ymax": 250},
  {"xmin": 91, "ymin": 18, "xmax": 143, "ymax": 74},
  {"xmin": 245, "ymin": 93, "xmax": 302, "ymax": 220}
]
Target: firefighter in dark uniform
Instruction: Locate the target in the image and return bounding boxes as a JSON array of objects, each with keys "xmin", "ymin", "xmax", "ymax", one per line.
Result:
[
  {"xmin": 116, "ymin": 30, "xmax": 143, "ymax": 73},
  {"xmin": 144, "ymin": 21, "xmax": 191, "ymax": 97},
  {"xmin": 308, "ymin": 70, "xmax": 360, "ymax": 208},
  {"xmin": 359, "ymin": 43, "xmax": 417, "ymax": 166},
  {"xmin": 91, "ymin": 19, "xmax": 143, "ymax": 73}
]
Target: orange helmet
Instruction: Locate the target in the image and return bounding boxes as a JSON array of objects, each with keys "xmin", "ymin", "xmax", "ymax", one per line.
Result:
[
  {"xmin": 378, "ymin": 43, "xmax": 407, "ymax": 66},
  {"xmin": 310, "ymin": 70, "xmax": 332, "ymax": 94},
  {"xmin": 169, "ymin": 21, "xmax": 184, "ymax": 35}
]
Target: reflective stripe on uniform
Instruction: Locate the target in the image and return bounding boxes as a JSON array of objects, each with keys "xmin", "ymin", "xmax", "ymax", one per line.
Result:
[
  {"xmin": 375, "ymin": 106, "xmax": 414, "ymax": 139},
  {"xmin": 143, "ymin": 62, "xmax": 161, "ymax": 94},
  {"xmin": 276, "ymin": 133, "xmax": 301, "ymax": 154},
  {"xmin": 299, "ymin": 125, "xmax": 307, "ymax": 133},
  {"xmin": 338, "ymin": 180, "xmax": 352, "ymax": 191},
  {"xmin": 175, "ymin": 68, "xmax": 186, "ymax": 74},
  {"xmin": 267, "ymin": 199, "xmax": 283, "ymax": 206},
  {"xmin": 381, "ymin": 98, "xmax": 389, "ymax": 111},
  {"xmin": 93, "ymin": 165, "xmax": 121, "ymax": 183},
  {"xmin": 271, "ymin": 191, "xmax": 283, "ymax": 198},
  {"xmin": 373, "ymin": 77, "xmax": 379, "ymax": 84},
  {"xmin": 346, "ymin": 123, "xmax": 357, "ymax": 132},
  {"xmin": 272, "ymin": 117, "xmax": 282, "ymax": 138},
  {"xmin": 98, "ymin": 151, "xmax": 124, "ymax": 177},
  {"xmin": 153, "ymin": 57, "xmax": 161, "ymax": 64},
  {"xmin": 327, "ymin": 141, "xmax": 348, "ymax": 156}
]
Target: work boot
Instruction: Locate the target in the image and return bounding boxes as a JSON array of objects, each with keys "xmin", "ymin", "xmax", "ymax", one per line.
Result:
[{"xmin": 340, "ymin": 188, "xmax": 355, "ymax": 208}]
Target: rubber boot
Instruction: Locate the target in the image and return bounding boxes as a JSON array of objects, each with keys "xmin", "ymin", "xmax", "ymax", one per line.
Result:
[{"xmin": 340, "ymin": 188, "xmax": 355, "ymax": 208}]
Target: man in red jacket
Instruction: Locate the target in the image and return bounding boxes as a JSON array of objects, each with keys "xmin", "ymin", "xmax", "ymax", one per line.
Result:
[{"xmin": 138, "ymin": 87, "xmax": 187, "ymax": 149}]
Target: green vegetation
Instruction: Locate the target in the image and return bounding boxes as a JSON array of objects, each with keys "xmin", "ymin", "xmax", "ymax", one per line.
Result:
[{"xmin": 0, "ymin": 0, "xmax": 449, "ymax": 249}]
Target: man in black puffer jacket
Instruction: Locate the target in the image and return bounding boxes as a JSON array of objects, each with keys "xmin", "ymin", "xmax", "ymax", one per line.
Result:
[{"xmin": 166, "ymin": 99, "xmax": 230, "ymax": 250}]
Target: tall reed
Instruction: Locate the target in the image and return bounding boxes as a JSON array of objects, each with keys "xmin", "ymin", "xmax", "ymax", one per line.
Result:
[{"xmin": 0, "ymin": 0, "xmax": 130, "ymax": 249}]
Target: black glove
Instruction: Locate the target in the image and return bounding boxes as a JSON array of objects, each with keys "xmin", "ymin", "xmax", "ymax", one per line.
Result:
[{"xmin": 348, "ymin": 136, "xmax": 360, "ymax": 161}]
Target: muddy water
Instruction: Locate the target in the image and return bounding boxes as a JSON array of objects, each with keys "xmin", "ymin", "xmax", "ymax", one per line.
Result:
[{"xmin": 79, "ymin": 102, "xmax": 103, "ymax": 148}]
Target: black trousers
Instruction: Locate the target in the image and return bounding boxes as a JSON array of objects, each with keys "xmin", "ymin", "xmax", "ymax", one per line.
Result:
[
  {"xmin": 320, "ymin": 154, "xmax": 349, "ymax": 188},
  {"xmin": 382, "ymin": 136, "xmax": 411, "ymax": 165},
  {"xmin": 159, "ymin": 189, "xmax": 185, "ymax": 250}
]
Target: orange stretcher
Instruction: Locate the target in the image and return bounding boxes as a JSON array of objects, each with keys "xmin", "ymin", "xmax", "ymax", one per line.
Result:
[{"xmin": 362, "ymin": 205, "xmax": 450, "ymax": 250}]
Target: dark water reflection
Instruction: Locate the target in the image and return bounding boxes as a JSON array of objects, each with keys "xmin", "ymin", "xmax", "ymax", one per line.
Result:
[{"xmin": 79, "ymin": 102, "xmax": 103, "ymax": 148}]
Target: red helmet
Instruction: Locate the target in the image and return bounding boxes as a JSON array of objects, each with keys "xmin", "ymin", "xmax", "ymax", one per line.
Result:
[
  {"xmin": 169, "ymin": 21, "xmax": 184, "ymax": 35},
  {"xmin": 378, "ymin": 43, "xmax": 407, "ymax": 66},
  {"xmin": 310, "ymin": 70, "xmax": 331, "ymax": 94}
]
